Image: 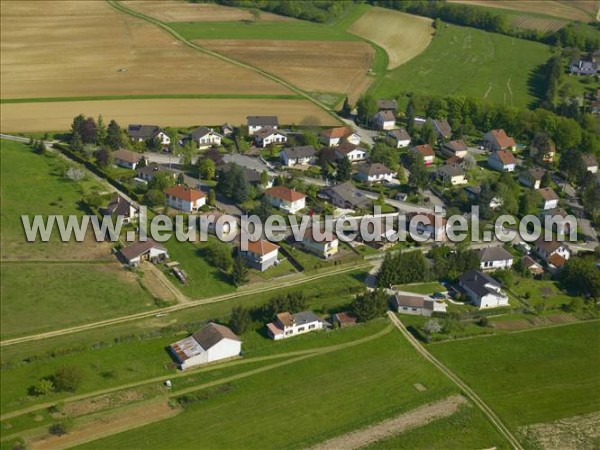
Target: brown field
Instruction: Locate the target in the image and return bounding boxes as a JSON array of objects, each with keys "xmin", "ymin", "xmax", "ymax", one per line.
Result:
[
  {"xmin": 448, "ymin": 0, "xmax": 596, "ymax": 22},
  {"xmin": 520, "ymin": 411, "xmax": 600, "ymax": 450},
  {"xmin": 349, "ymin": 7, "xmax": 434, "ymax": 69},
  {"xmin": 197, "ymin": 39, "xmax": 375, "ymax": 99},
  {"xmin": 0, "ymin": 98, "xmax": 340, "ymax": 132},
  {"xmin": 0, "ymin": 1, "xmax": 291, "ymax": 100},
  {"xmin": 122, "ymin": 0, "xmax": 294, "ymax": 23},
  {"xmin": 511, "ymin": 16, "xmax": 567, "ymax": 32}
]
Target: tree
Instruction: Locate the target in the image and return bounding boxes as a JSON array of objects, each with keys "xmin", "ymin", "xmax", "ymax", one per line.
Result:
[
  {"xmin": 540, "ymin": 170, "xmax": 553, "ymax": 188},
  {"xmin": 207, "ymin": 189, "xmax": 216, "ymax": 207},
  {"xmin": 149, "ymin": 171, "xmax": 175, "ymax": 191},
  {"xmin": 70, "ymin": 132, "xmax": 84, "ymax": 153},
  {"xmin": 376, "ymin": 251, "xmax": 430, "ymax": 286},
  {"xmin": 205, "ymin": 240, "xmax": 233, "ymax": 272},
  {"xmin": 49, "ymin": 419, "xmax": 74, "ymax": 436},
  {"xmin": 31, "ymin": 378, "xmax": 55, "ymax": 396},
  {"xmin": 105, "ymin": 120, "xmax": 125, "ymax": 150},
  {"xmin": 94, "ymin": 147, "xmax": 113, "ymax": 167},
  {"xmin": 260, "ymin": 170, "xmax": 269, "ymax": 187},
  {"xmin": 356, "ymin": 94, "xmax": 377, "ymax": 125},
  {"xmin": 96, "ymin": 115, "xmax": 107, "ymax": 144},
  {"xmin": 370, "ymin": 142, "xmax": 397, "ymax": 170},
  {"xmin": 341, "ymin": 97, "xmax": 352, "ymax": 117},
  {"xmin": 32, "ymin": 139, "xmax": 46, "ymax": 155},
  {"xmin": 422, "ymin": 319, "xmax": 442, "ymax": 335},
  {"xmin": 554, "ymin": 117, "xmax": 582, "ymax": 150},
  {"xmin": 144, "ymin": 189, "xmax": 165, "ymax": 207},
  {"xmin": 419, "ymin": 120, "xmax": 437, "ymax": 146},
  {"xmin": 561, "ymin": 257, "xmax": 600, "ymax": 299},
  {"xmin": 249, "ymin": 8, "xmax": 261, "ymax": 22},
  {"xmin": 231, "ymin": 254, "xmax": 249, "ymax": 287},
  {"xmin": 229, "ymin": 306, "xmax": 252, "ymax": 335},
  {"xmin": 198, "ymin": 158, "xmax": 216, "ymax": 180},
  {"xmin": 337, "ymin": 156, "xmax": 352, "ymax": 181},
  {"xmin": 78, "ymin": 117, "xmax": 98, "ymax": 144},
  {"xmin": 53, "ymin": 366, "xmax": 83, "ymax": 392},
  {"xmin": 463, "ymin": 153, "xmax": 476, "ymax": 170},
  {"xmin": 350, "ymin": 289, "xmax": 388, "ymax": 322}
]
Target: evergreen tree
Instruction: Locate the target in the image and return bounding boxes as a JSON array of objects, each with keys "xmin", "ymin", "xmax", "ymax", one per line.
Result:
[
  {"xmin": 105, "ymin": 120, "xmax": 125, "ymax": 150},
  {"xmin": 229, "ymin": 306, "xmax": 252, "ymax": 335},
  {"xmin": 341, "ymin": 97, "xmax": 352, "ymax": 117},
  {"xmin": 96, "ymin": 115, "xmax": 107, "ymax": 145},
  {"xmin": 337, "ymin": 156, "xmax": 352, "ymax": 181},
  {"xmin": 350, "ymin": 289, "xmax": 388, "ymax": 322},
  {"xmin": 207, "ymin": 189, "xmax": 216, "ymax": 207},
  {"xmin": 231, "ymin": 254, "xmax": 249, "ymax": 287}
]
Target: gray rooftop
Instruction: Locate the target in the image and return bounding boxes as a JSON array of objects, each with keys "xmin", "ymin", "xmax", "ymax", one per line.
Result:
[
  {"xmin": 282, "ymin": 145, "xmax": 316, "ymax": 159},
  {"xmin": 477, "ymin": 246, "xmax": 513, "ymax": 263},
  {"xmin": 247, "ymin": 115, "xmax": 278, "ymax": 127}
]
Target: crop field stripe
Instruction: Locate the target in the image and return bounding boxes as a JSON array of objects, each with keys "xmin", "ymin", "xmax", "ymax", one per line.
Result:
[{"xmin": 0, "ymin": 94, "xmax": 305, "ymax": 104}]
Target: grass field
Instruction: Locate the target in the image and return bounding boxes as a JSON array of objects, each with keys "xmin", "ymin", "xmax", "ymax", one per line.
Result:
[
  {"xmin": 429, "ymin": 321, "xmax": 600, "ymax": 428},
  {"xmin": 348, "ymin": 7, "xmax": 434, "ymax": 69},
  {"xmin": 0, "ymin": 98, "xmax": 340, "ymax": 133},
  {"xmin": 371, "ymin": 23, "xmax": 552, "ymax": 109}
]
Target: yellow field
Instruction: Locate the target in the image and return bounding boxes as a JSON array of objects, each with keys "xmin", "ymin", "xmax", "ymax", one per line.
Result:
[
  {"xmin": 197, "ymin": 39, "xmax": 375, "ymax": 100},
  {"xmin": 121, "ymin": 0, "xmax": 294, "ymax": 22},
  {"xmin": 0, "ymin": 1, "xmax": 291, "ymax": 99},
  {"xmin": 349, "ymin": 7, "xmax": 434, "ymax": 69},
  {"xmin": 448, "ymin": 0, "xmax": 596, "ymax": 22},
  {"xmin": 0, "ymin": 99, "xmax": 340, "ymax": 132}
]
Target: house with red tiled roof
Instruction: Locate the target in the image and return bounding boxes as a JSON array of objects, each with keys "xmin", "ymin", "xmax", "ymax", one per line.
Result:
[
  {"xmin": 533, "ymin": 238, "xmax": 571, "ymax": 272},
  {"xmin": 441, "ymin": 139, "xmax": 468, "ymax": 158},
  {"xmin": 319, "ymin": 127, "xmax": 361, "ymax": 147},
  {"xmin": 266, "ymin": 311, "xmax": 324, "ymax": 340},
  {"xmin": 264, "ymin": 186, "xmax": 306, "ymax": 214},
  {"xmin": 165, "ymin": 185, "xmax": 206, "ymax": 212},
  {"xmin": 483, "ymin": 129, "xmax": 517, "ymax": 152},
  {"xmin": 242, "ymin": 239, "xmax": 280, "ymax": 271},
  {"xmin": 488, "ymin": 150, "xmax": 516, "ymax": 172},
  {"xmin": 410, "ymin": 144, "xmax": 435, "ymax": 166},
  {"xmin": 331, "ymin": 311, "xmax": 358, "ymax": 328}
]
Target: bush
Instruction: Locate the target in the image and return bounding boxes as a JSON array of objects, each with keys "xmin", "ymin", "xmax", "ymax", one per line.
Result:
[
  {"xmin": 53, "ymin": 366, "xmax": 83, "ymax": 393},
  {"xmin": 49, "ymin": 419, "xmax": 73, "ymax": 436},
  {"xmin": 31, "ymin": 378, "xmax": 55, "ymax": 396}
]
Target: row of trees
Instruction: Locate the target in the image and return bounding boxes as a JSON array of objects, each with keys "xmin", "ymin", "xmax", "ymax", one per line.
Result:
[
  {"xmin": 70, "ymin": 114, "xmax": 127, "ymax": 151},
  {"xmin": 377, "ymin": 250, "xmax": 430, "ymax": 287},
  {"xmin": 217, "ymin": 0, "xmax": 352, "ymax": 23}
]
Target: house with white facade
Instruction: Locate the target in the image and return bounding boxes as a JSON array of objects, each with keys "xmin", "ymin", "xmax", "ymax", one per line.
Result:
[
  {"xmin": 355, "ymin": 163, "xmax": 396, "ymax": 183},
  {"xmin": 483, "ymin": 129, "xmax": 516, "ymax": 152},
  {"xmin": 320, "ymin": 127, "xmax": 360, "ymax": 147},
  {"xmin": 441, "ymin": 140, "xmax": 468, "ymax": 158},
  {"xmin": 459, "ymin": 270, "xmax": 509, "ymax": 309},
  {"xmin": 519, "ymin": 167, "xmax": 546, "ymax": 189},
  {"xmin": 102, "ymin": 194, "xmax": 139, "ymax": 224},
  {"xmin": 538, "ymin": 187, "xmax": 559, "ymax": 210},
  {"xmin": 335, "ymin": 142, "xmax": 368, "ymax": 163},
  {"xmin": 119, "ymin": 239, "xmax": 168, "ymax": 266},
  {"xmin": 373, "ymin": 110, "xmax": 396, "ymax": 130},
  {"xmin": 254, "ymin": 127, "xmax": 287, "ymax": 148},
  {"xmin": 113, "ymin": 149, "xmax": 147, "ymax": 170},
  {"xmin": 390, "ymin": 294, "xmax": 447, "ymax": 316},
  {"xmin": 488, "ymin": 150, "xmax": 516, "ymax": 172},
  {"xmin": 169, "ymin": 323, "xmax": 241, "ymax": 370},
  {"xmin": 582, "ymin": 154, "xmax": 598, "ymax": 173},
  {"xmin": 533, "ymin": 238, "xmax": 571, "ymax": 271},
  {"xmin": 266, "ymin": 311, "xmax": 324, "ymax": 340},
  {"xmin": 477, "ymin": 246, "xmax": 514, "ymax": 271},
  {"xmin": 301, "ymin": 229, "xmax": 339, "ymax": 259},
  {"xmin": 127, "ymin": 124, "xmax": 170, "ymax": 146},
  {"xmin": 242, "ymin": 240, "xmax": 280, "ymax": 271},
  {"xmin": 387, "ymin": 128, "xmax": 411, "ymax": 148},
  {"xmin": 436, "ymin": 165, "xmax": 467, "ymax": 185},
  {"xmin": 281, "ymin": 146, "xmax": 316, "ymax": 167},
  {"xmin": 264, "ymin": 186, "xmax": 306, "ymax": 214},
  {"xmin": 164, "ymin": 185, "xmax": 206, "ymax": 212},
  {"xmin": 190, "ymin": 126, "xmax": 222, "ymax": 149},
  {"xmin": 247, "ymin": 116, "xmax": 278, "ymax": 135},
  {"xmin": 410, "ymin": 144, "xmax": 435, "ymax": 166}
]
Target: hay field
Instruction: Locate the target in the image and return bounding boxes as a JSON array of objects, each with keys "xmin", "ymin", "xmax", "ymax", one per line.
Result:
[
  {"xmin": 0, "ymin": 1, "xmax": 291, "ymax": 100},
  {"xmin": 349, "ymin": 7, "xmax": 434, "ymax": 69},
  {"xmin": 511, "ymin": 16, "xmax": 567, "ymax": 32},
  {"xmin": 197, "ymin": 39, "xmax": 374, "ymax": 98},
  {"xmin": 0, "ymin": 98, "xmax": 339, "ymax": 132},
  {"xmin": 448, "ymin": 0, "xmax": 595, "ymax": 22},
  {"xmin": 122, "ymin": 0, "xmax": 294, "ymax": 22}
]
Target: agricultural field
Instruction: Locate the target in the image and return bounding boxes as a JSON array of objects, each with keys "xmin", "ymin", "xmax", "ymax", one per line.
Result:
[
  {"xmin": 348, "ymin": 7, "xmax": 434, "ymax": 69},
  {"xmin": 447, "ymin": 0, "xmax": 597, "ymax": 22},
  {"xmin": 0, "ymin": 98, "xmax": 340, "ymax": 133},
  {"xmin": 371, "ymin": 23, "xmax": 553, "ymax": 109},
  {"xmin": 429, "ymin": 321, "xmax": 600, "ymax": 428}
]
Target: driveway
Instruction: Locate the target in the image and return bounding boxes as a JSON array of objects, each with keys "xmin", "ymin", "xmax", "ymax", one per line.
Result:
[
  {"xmin": 222, "ymin": 154, "xmax": 276, "ymax": 175},
  {"xmin": 340, "ymin": 118, "xmax": 378, "ymax": 146}
]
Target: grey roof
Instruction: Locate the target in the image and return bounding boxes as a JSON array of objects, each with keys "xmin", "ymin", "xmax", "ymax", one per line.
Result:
[
  {"xmin": 192, "ymin": 322, "xmax": 240, "ymax": 350},
  {"xmin": 282, "ymin": 145, "xmax": 316, "ymax": 159},
  {"xmin": 478, "ymin": 246, "xmax": 513, "ymax": 263},
  {"xmin": 393, "ymin": 294, "xmax": 432, "ymax": 310},
  {"xmin": 113, "ymin": 148, "xmax": 144, "ymax": 164},
  {"xmin": 374, "ymin": 110, "xmax": 395, "ymax": 121},
  {"xmin": 443, "ymin": 139, "xmax": 467, "ymax": 153},
  {"xmin": 321, "ymin": 181, "xmax": 371, "ymax": 209},
  {"xmin": 255, "ymin": 126, "xmax": 286, "ymax": 139},
  {"xmin": 459, "ymin": 270, "xmax": 502, "ymax": 298},
  {"xmin": 431, "ymin": 118, "xmax": 452, "ymax": 138},
  {"xmin": 357, "ymin": 162, "xmax": 395, "ymax": 177},
  {"xmin": 247, "ymin": 115, "xmax": 278, "ymax": 127},
  {"xmin": 437, "ymin": 164, "xmax": 465, "ymax": 178},
  {"xmin": 127, "ymin": 124, "xmax": 162, "ymax": 140},
  {"xmin": 523, "ymin": 167, "xmax": 546, "ymax": 181},
  {"xmin": 218, "ymin": 162, "xmax": 264, "ymax": 185},
  {"xmin": 377, "ymin": 99, "xmax": 397, "ymax": 110},
  {"xmin": 292, "ymin": 311, "xmax": 323, "ymax": 326},
  {"xmin": 581, "ymin": 154, "xmax": 598, "ymax": 167},
  {"xmin": 388, "ymin": 128, "xmax": 410, "ymax": 141},
  {"xmin": 190, "ymin": 126, "xmax": 221, "ymax": 141},
  {"xmin": 105, "ymin": 194, "xmax": 137, "ymax": 217},
  {"xmin": 120, "ymin": 239, "xmax": 166, "ymax": 262}
]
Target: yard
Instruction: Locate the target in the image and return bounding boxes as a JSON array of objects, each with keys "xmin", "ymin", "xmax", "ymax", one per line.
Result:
[
  {"xmin": 510, "ymin": 276, "xmax": 579, "ymax": 310},
  {"xmin": 394, "ymin": 281, "xmax": 447, "ymax": 295}
]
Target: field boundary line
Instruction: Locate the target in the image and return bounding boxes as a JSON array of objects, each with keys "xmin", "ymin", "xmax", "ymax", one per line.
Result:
[
  {"xmin": 0, "ymin": 94, "xmax": 305, "ymax": 104},
  {"xmin": 387, "ymin": 312, "xmax": 524, "ymax": 450}
]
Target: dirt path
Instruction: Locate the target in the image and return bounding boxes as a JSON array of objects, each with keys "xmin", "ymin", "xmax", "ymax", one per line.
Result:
[
  {"xmin": 141, "ymin": 262, "xmax": 184, "ymax": 303},
  {"xmin": 312, "ymin": 395, "xmax": 468, "ymax": 450},
  {"xmin": 387, "ymin": 312, "xmax": 524, "ymax": 450}
]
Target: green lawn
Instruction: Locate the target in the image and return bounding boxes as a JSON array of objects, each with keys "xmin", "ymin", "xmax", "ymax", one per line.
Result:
[
  {"xmin": 371, "ymin": 23, "xmax": 552, "ymax": 108},
  {"xmin": 510, "ymin": 276, "xmax": 578, "ymax": 309},
  {"xmin": 394, "ymin": 281, "xmax": 446, "ymax": 295},
  {"xmin": 429, "ymin": 321, "xmax": 600, "ymax": 428},
  {"xmin": 77, "ymin": 326, "xmax": 460, "ymax": 450}
]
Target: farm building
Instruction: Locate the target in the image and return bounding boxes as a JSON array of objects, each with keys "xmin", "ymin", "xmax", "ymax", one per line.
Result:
[
  {"xmin": 113, "ymin": 149, "xmax": 147, "ymax": 170},
  {"xmin": 247, "ymin": 115, "xmax": 278, "ymax": 135},
  {"xmin": 102, "ymin": 194, "xmax": 138, "ymax": 224},
  {"xmin": 488, "ymin": 150, "xmax": 516, "ymax": 172},
  {"xmin": 119, "ymin": 239, "xmax": 168, "ymax": 266},
  {"xmin": 483, "ymin": 129, "xmax": 516, "ymax": 152},
  {"xmin": 280, "ymin": 145, "xmax": 316, "ymax": 167},
  {"xmin": 164, "ymin": 185, "xmax": 206, "ymax": 212},
  {"xmin": 266, "ymin": 311, "xmax": 324, "ymax": 340},
  {"xmin": 387, "ymin": 128, "xmax": 411, "ymax": 148},
  {"xmin": 254, "ymin": 127, "xmax": 288, "ymax": 148},
  {"xmin": 477, "ymin": 246, "xmax": 514, "ymax": 271},
  {"xmin": 127, "ymin": 124, "xmax": 170, "ymax": 146},
  {"xmin": 355, "ymin": 163, "xmax": 396, "ymax": 183},
  {"xmin": 264, "ymin": 186, "xmax": 306, "ymax": 214},
  {"xmin": 190, "ymin": 126, "xmax": 222, "ymax": 149},
  {"xmin": 242, "ymin": 239, "xmax": 280, "ymax": 272},
  {"xmin": 301, "ymin": 228, "xmax": 339, "ymax": 259},
  {"xmin": 458, "ymin": 270, "xmax": 509, "ymax": 309},
  {"xmin": 320, "ymin": 127, "xmax": 361, "ymax": 147},
  {"xmin": 390, "ymin": 294, "xmax": 447, "ymax": 316},
  {"xmin": 169, "ymin": 323, "xmax": 241, "ymax": 370}
]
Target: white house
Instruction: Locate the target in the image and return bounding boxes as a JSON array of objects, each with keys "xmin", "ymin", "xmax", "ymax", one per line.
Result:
[
  {"xmin": 119, "ymin": 239, "xmax": 168, "ymax": 266},
  {"xmin": 335, "ymin": 142, "xmax": 368, "ymax": 162},
  {"xmin": 264, "ymin": 186, "xmax": 306, "ymax": 214},
  {"xmin": 301, "ymin": 229, "xmax": 339, "ymax": 259},
  {"xmin": 477, "ymin": 246, "xmax": 514, "ymax": 270},
  {"xmin": 519, "ymin": 167, "xmax": 546, "ymax": 189},
  {"xmin": 483, "ymin": 129, "xmax": 516, "ymax": 152},
  {"xmin": 102, "ymin": 194, "xmax": 139, "ymax": 224},
  {"xmin": 242, "ymin": 239, "xmax": 280, "ymax": 271},
  {"xmin": 113, "ymin": 149, "xmax": 146, "ymax": 170},
  {"xmin": 582, "ymin": 154, "xmax": 598, "ymax": 174},
  {"xmin": 390, "ymin": 294, "xmax": 447, "ymax": 316},
  {"xmin": 387, "ymin": 128, "xmax": 411, "ymax": 148},
  {"xmin": 281, "ymin": 145, "xmax": 316, "ymax": 167},
  {"xmin": 190, "ymin": 126, "xmax": 222, "ymax": 149},
  {"xmin": 254, "ymin": 127, "xmax": 288, "ymax": 148},
  {"xmin": 355, "ymin": 163, "xmax": 396, "ymax": 183},
  {"xmin": 373, "ymin": 110, "xmax": 396, "ymax": 130},
  {"xmin": 247, "ymin": 116, "xmax": 278, "ymax": 135},
  {"xmin": 436, "ymin": 165, "xmax": 467, "ymax": 185},
  {"xmin": 459, "ymin": 270, "xmax": 509, "ymax": 309},
  {"xmin": 538, "ymin": 187, "xmax": 559, "ymax": 210},
  {"xmin": 164, "ymin": 185, "xmax": 206, "ymax": 212},
  {"xmin": 320, "ymin": 127, "xmax": 360, "ymax": 147},
  {"xmin": 410, "ymin": 144, "xmax": 435, "ymax": 166},
  {"xmin": 488, "ymin": 150, "xmax": 516, "ymax": 172},
  {"xmin": 266, "ymin": 311, "xmax": 324, "ymax": 340},
  {"xmin": 170, "ymin": 323, "xmax": 241, "ymax": 370},
  {"xmin": 127, "ymin": 124, "xmax": 170, "ymax": 146},
  {"xmin": 533, "ymin": 238, "xmax": 571, "ymax": 271}
]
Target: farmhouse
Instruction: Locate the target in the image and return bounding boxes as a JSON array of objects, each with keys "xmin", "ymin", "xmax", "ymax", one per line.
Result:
[
  {"xmin": 319, "ymin": 182, "xmax": 371, "ymax": 211},
  {"xmin": 137, "ymin": 163, "xmax": 176, "ymax": 183},
  {"xmin": 430, "ymin": 118, "xmax": 452, "ymax": 140},
  {"xmin": 165, "ymin": 185, "xmax": 206, "ymax": 212},
  {"xmin": 190, "ymin": 126, "xmax": 222, "ymax": 149},
  {"xmin": 458, "ymin": 270, "xmax": 509, "ymax": 309},
  {"xmin": 533, "ymin": 238, "xmax": 571, "ymax": 270},
  {"xmin": 242, "ymin": 239, "xmax": 280, "ymax": 271},
  {"xmin": 127, "ymin": 124, "xmax": 170, "ymax": 146},
  {"xmin": 581, "ymin": 154, "xmax": 598, "ymax": 173},
  {"xmin": 264, "ymin": 186, "xmax": 306, "ymax": 214},
  {"xmin": 355, "ymin": 163, "xmax": 396, "ymax": 183},
  {"xmin": 331, "ymin": 312, "xmax": 357, "ymax": 328},
  {"xmin": 441, "ymin": 139, "xmax": 468, "ymax": 158},
  {"xmin": 102, "ymin": 194, "xmax": 138, "ymax": 224},
  {"xmin": 477, "ymin": 246, "xmax": 514, "ymax": 270},
  {"xmin": 320, "ymin": 127, "xmax": 360, "ymax": 147},
  {"xmin": 113, "ymin": 149, "xmax": 146, "ymax": 170},
  {"xmin": 373, "ymin": 110, "xmax": 396, "ymax": 130},
  {"xmin": 335, "ymin": 141, "xmax": 368, "ymax": 162},
  {"xmin": 436, "ymin": 164, "xmax": 467, "ymax": 185},
  {"xmin": 247, "ymin": 115, "xmax": 278, "ymax": 135},
  {"xmin": 410, "ymin": 144, "xmax": 435, "ymax": 166},
  {"xmin": 538, "ymin": 187, "xmax": 559, "ymax": 210},
  {"xmin": 488, "ymin": 150, "xmax": 516, "ymax": 172},
  {"xmin": 483, "ymin": 129, "xmax": 516, "ymax": 152},
  {"xmin": 119, "ymin": 239, "xmax": 168, "ymax": 266},
  {"xmin": 169, "ymin": 323, "xmax": 241, "ymax": 370},
  {"xmin": 254, "ymin": 127, "xmax": 288, "ymax": 148},
  {"xmin": 377, "ymin": 99, "xmax": 397, "ymax": 114},
  {"xmin": 266, "ymin": 311, "xmax": 324, "ymax": 340},
  {"xmin": 280, "ymin": 145, "xmax": 316, "ymax": 167},
  {"xmin": 390, "ymin": 294, "xmax": 447, "ymax": 316},
  {"xmin": 301, "ymin": 228, "xmax": 339, "ymax": 259},
  {"xmin": 387, "ymin": 128, "xmax": 411, "ymax": 148},
  {"xmin": 519, "ymin": 167, "xmax": 546, "ymax": 189},
  {"xmin": 570, "ymin": 59, "xmax": 598, "ymax": 75}
]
